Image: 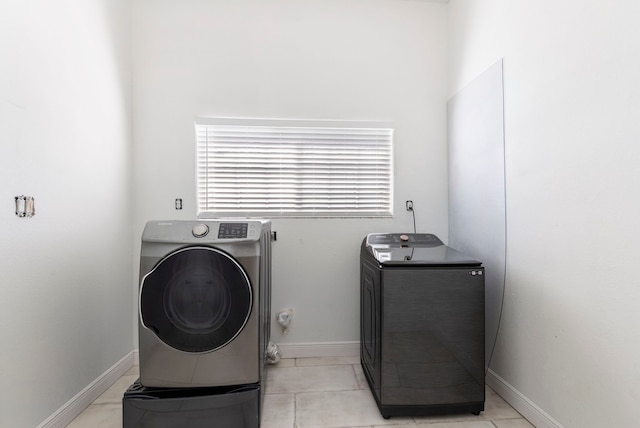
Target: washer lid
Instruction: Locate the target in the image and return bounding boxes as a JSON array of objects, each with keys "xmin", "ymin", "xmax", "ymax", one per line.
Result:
[{"xmin": 365, "ymin": 233, "xmax": 482, "ymax": 266}]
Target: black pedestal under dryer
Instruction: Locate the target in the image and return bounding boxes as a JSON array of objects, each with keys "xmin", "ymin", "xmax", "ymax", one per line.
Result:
[
  {"xmin": 137, "ymin": 219, "xmax": 271, "ymax": 388},
  {"xmin": 360, "ymin": 233, "xmax": 485, "ymax": 418},
  {"xmin": 122, "ymin": 381, "xmax": 261, "ymax": 428}
]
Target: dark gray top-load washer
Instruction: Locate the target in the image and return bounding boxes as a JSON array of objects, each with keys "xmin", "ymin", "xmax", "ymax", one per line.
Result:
[{"xmin": 360, "ymin": 233, "xmax": 485, "ymax": 418}]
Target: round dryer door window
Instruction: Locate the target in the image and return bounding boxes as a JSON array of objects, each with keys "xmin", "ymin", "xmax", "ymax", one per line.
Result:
[{"xmin": 140, "ymin": 246, "xmax": 253, "ymax": 353}]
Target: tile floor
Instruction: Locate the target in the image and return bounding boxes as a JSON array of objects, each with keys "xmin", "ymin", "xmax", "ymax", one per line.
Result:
[{"xmin": 67, "ymin": 357, "xmax": 534, "ymax": 428}]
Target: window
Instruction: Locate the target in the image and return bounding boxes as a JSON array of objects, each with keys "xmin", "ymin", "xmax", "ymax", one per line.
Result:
[{"xmin": 195, "ymin": 117, "xmax": 393, "ymax": 218}]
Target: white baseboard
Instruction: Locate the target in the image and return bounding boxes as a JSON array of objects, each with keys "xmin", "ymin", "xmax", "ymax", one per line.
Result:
[
  {"xmin": 486, "ymin": 368, "xmax": 564, "ymax": 428},
  {"xmin": 36, "ymin": 351, "xmax": 135, "ymax": 428},
  {"xmin": 276, "ymin": 341, "xmax": 360, "ymax": 358}
]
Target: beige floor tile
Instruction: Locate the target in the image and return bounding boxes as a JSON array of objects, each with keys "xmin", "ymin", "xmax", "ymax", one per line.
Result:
[
  {"xmin": 124, "ymin": 365, "xmax": 139, "ymax": 377},
  {"xmin": 296, "ymin": 389, "xmax": 413, "ymax": 428},
  {"xmin": 482, "ymin": 388, "xmax": 524, "ymax": 421},
  {"xmin": 411, "ymin": 422, "xmax": 495, "ymax": 428},
  {"xmin": 93, "ymin": 374, "xmax": 138, "ymax": 404},
  {"xmin": 66, "ymin": 362, "xmax": 533, "ymax": 428},
  {"xmin": 353, "ymin": 363, "xmax": 371, "ymax": 390},
  {"xmin": 260, "ymin": 393, "xmax": 295, "ymax": 428},
  {"xmin": 411, "ymin": 387, "xmax": 522, "ymax": 425},
  {"xmin": 295, "ymin": 356, "xmax": 361, "ymax": 366},
  {"xmin": 271, "ymin": 358, "xmax": 296, "ymax": 368},
  {"xmin": 492, "ymin": 419, "xmax": 536, "ymax": 428},
  {"xmin": 66, "ymin": 403, "xmax": 122, "ymax": 428},
  {"xmin": 266, "ymin": 365, "xmax": 359, "ymax": 393},
  {"xmin": 411, "ymin": 414, "xmax": 485, "ymax": 424},
  {"xmin": 372, "ymin": 424, "xmax": 416, "ymax": 428}
]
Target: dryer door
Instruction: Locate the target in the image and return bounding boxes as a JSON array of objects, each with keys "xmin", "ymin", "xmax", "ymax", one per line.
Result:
[{"xmin": 140, "ymin": 246, "xmax": 252, "ymax": 353}]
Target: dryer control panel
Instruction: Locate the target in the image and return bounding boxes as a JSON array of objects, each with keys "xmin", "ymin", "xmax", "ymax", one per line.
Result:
[
  {"xmin": 218, "ymin": 222, "xmax": 248, "ymax": 239},
  {"xmin": 143, "ymin": 220, "xmax": 269, "ymax": 244}
]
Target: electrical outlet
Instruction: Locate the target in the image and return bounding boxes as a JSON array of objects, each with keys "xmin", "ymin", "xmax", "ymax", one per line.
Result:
[
  {"xmin": 406, "ymin": 200, "xmax": 414, "ymax": 211},
  {"xmin": 175, "ymin": 198, "xmax": 183, "ymax": 210}
]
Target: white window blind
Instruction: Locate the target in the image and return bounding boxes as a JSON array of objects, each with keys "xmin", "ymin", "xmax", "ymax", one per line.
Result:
[{"xmin": 195, "ymin": 118, "xmax": 393, "ymax": 218}]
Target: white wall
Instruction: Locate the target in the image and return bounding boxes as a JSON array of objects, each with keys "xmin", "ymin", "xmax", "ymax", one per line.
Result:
[
  {"xmin": 0, "ymin": 1, "xmax": 133, "ymax": 426},
  {"xmin": 132, "ymin": 0, "xmax": 449, "ymax": 346},
  {"xmin": 5, "ymin": 1, "xmax": 637, "ymax": 426},
  {"xmin": 448, "ymin": 1, "xmax": 640, "ymax": 426}
]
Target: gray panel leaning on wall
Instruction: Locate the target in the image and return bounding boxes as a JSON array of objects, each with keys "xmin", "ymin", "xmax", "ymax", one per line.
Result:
[{"xmin": 447, "ymin": 59, "xmax": 506, "ymax": 370}]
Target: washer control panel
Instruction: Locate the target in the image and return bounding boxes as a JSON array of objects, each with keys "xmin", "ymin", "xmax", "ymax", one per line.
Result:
[{"xmin": 366, "ymin": 233, "xmax": 443, "ymax": 247}]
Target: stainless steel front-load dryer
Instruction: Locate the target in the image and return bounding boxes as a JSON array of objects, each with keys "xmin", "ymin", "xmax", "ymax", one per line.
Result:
[{"xmin": 138, "ymin": 219, "xmax": 271, "ymax": 388}]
